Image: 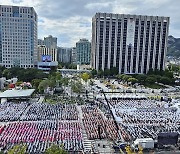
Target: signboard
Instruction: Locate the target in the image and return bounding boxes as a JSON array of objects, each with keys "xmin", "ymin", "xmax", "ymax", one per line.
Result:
[{"xmin": 42, "ymin": 55, "xmax": 51, "ymax": 62}]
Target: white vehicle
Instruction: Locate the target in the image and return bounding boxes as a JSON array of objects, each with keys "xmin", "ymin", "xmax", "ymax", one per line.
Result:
[{"xmin": 133, "ymin": 138, "xmax": 154, "ymax": 149}]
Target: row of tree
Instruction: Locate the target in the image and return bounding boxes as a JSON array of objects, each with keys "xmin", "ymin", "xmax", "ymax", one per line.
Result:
[
  {"xmin": 7, "ymin": 144, "xmax": 67, "ymax": 154},
  {"xmin": 58, "ymin": 62, "xmax": 77, "ymax": 69},
  {"xmin": 116, "ymin": 69, "xmax": 175, "ymax": 86},
  {"xmin": 91, "ymin": 68, "xmax": 175, "ymax": 86},
  {"xmin": 0, "ymin": 66, "xmax": 48, "ymax": 82},
  {"xmin": 91, "ymin": 67, "xmax": 119, "ymax": 77}
]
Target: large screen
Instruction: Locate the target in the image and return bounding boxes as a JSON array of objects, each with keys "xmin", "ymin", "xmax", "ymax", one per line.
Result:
[{"xmin": 42, "ymin": 55, "xmax": 51, "ymax": 62}]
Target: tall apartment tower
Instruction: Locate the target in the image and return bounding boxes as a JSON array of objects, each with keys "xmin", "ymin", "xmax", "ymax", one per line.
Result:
[
  {"xmin": 76, "ymin": 38, "xmax": 91, "ymax": 65},
  {"xmin": 44, "ymin": 35, "xmax": 57, "ymax": 49},
  {"xmin": 0, "ymin": 5, "xmax": 37, "ymax": 68},
  {"xmin": 91, "ymin": 13, "xmax": 170, "ymax": 74}
]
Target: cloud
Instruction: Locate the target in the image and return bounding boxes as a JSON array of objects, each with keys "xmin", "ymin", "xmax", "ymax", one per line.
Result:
[
  {"xmin": 0, "ymin": 0, "xmax": 179, "ymax": 47},
  {"xmin": 38, "ymin": 16, "xmax": 91, "ymax": 47}
]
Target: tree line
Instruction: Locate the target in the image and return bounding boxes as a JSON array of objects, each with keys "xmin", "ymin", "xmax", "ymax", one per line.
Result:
[{"xmin": 91, "ymin": 67, "xmax": 176, "ymax": 88}]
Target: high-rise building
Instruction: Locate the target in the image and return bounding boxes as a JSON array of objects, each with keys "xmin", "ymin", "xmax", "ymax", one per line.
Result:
[
  {"xmin": 44, "ymin": 35, "xmax": 57, "ymax": 49},
  {"xmin": 76, "ymin": 39, "xmax": 91, "ymax": 65},
  {"xmin": 57, "ymin": 47, "xmax": 72, "ymax": 63},
  {"xmin": 91, "ymin": 13, "xmax": 170, "ymax": 74},
  {"xmin": 38, "ymin": 45, "xmax": 57, "ymax": 62},
  {"xmin": 38, "ymin": 39, "xmax": 45, "ymax": 46},
  {"xmin": 0, "ymin": 5, "xmax": 37, "ymax": 68},
  {"xmin": 37, "ymin": 45, "xmax": 58, "ymax": 71},
  {"xmin": 71, "ymin": 47, "xmax": 77, "ymax": 64}
]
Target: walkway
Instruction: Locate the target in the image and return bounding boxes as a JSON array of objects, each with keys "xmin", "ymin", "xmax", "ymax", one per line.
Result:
[{"xmin": 76, "ymin": 105, "xmax": 94, "ymax": 153}]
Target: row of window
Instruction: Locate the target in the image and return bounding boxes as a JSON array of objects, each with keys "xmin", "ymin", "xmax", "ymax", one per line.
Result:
[{"xmin": 1, "ymin": 7, "xmax": 32, "ymax": 14}]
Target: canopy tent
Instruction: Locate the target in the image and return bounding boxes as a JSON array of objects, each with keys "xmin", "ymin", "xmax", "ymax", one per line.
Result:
[{"xmin": 0, "ymin": 89, "xmax": 35, "ymax": 98}]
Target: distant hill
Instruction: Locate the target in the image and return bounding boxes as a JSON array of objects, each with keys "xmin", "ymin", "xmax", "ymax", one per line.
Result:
[{"xmin": 167, "ymin": 35, "xmax": 180, "ymax": 58}]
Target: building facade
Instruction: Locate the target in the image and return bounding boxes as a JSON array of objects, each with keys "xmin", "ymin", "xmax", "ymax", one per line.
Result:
[
  {"xmin": 44, "ymin": 35, "xmax": 57, "ymax": 49},
  {"xmin": 91, "ymin": 13, "xmax": 170, "ymax": 74},
  {"xmin": 57, "ymin": 47, "xmax": 72, "ymax": 63},
  {"xmin": 71, "ymin": 47, "xmax": 77, "ymax": 64},
  {"xmin": 37, "ymin": 45, "xmax": 58, "ymax": 71},
  {"xmin": 38, "ymin": 39, "xmax": 45, "ymax": 46},
  {"xmin": 38, "ymin": 45, "xmax": 57, "ymax": 62},
  {"xmin": 76, "ymin": 39, "xmax": 91, "ymax": 65},
  {"xmin": 0, "ymin": 5, "xmax": 37, "ymax": 68}
]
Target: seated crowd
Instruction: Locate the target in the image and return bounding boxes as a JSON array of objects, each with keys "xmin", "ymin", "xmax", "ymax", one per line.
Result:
[
  {"xmin": 82, "ymin": 106, "xmax": 119, "ymax": 141},
  {"xmin": 0, "ymin": 102, "xmax": 29, "ymax": 121},
  {"xmin": 0, "ymin": 121, "xmax": 83, "ymax": 153},
  {"xmin": 110, "ymin": 99, "xmax": 162, "ymax": 110},
  {"xmin": 20, "ymin": 103, "xmax": 78, "ymax": 121},
  {"xmin": 109, "ymin": 99, "xmax": 180, "ymax": 141}
]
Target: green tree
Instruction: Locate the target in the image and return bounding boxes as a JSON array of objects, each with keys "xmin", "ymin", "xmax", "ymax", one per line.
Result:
[
  {"xmin": 45, "ymin": 144, "xmax": 67, "ymax": 154},
  {"xmin": 81, "ymin": 72, "xmax": 91, "ymax": 82},
  {"xmin": 58, "ymin": 64, "xmax": 63, "ymax": 69},
  {"xmin": 145, "ymin": 76, "xmax": 156, "ymax": 84},
  {"xmin": 91, "ymin": 69, "xmax": 97, "ymax": 77},
  {"xmin": 104, "ymin": 69, "xmax": 111, "ymax": 76},
  {"xmin": 69, "ymin": 63, "xmax": 77, "ymax": 69},
  {"xmin": 71, "ymin": 80, "xmax": 83, "ymax": 94},
  {"xmin": 164, "ymin": 69, "xmax": 173, "ymax": 78},
  {"xmin": 127, "ymin": 77, "xmax": 138, "ymax": 85},
  {"xmin": 122, "ymin": 75, "xmax": 132, "ymax": 82},
  {"xmin": 2, "ymin": 69, "xmax": 11, "ymax": 79},
  {"xmin": 0, "ymin": 65, "xmax": 6, "ymax": 77},
  {"xmin": 31, "ymin": 79, "xmax": 42, "ymax": 91},
  {"xmin": 110, "ymin": 67, "xmax": 119, "ymax": 76},
  {"xmin": 97, "ymin": 69, "xmax": 104, "ymax": 77},
  {"xmin": 159, "ymin": 76, "xmax": 172, "ymax": 85},
  {"xmin": 8, "ymin": 144, "xmax": 27, "ymax": 154},
  {"xmin": 60, "ymin": 77, "xmax": 69, "ymax": 86},
  {"xmin": 55, "ymin": 72, "xmax": 62, "ymax": 81},
  {"xmin": 135, "ymin": 74, "xmax": 147, "ymax": 84},
  {"xmin": 116, "ymin": 74, "xmax": 126, "ymax": 80},
  {"xmin": 38, "ymin": 79, "xmax": 50, "ymax": 93}
]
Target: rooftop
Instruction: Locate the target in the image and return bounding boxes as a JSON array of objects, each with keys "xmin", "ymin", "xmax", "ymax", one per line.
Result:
[{"xmin": 0, "ymin": 89, "xmax": 35, "ymax": 98}]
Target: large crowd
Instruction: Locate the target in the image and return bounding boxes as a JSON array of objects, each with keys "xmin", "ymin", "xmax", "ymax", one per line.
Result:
[
  {"xmin": 109, "ymin": 99, "xmax": 162, "ymax": 110},
  {"xmin": 0, "ymin": 101, "xmax": 83, "ymax": 153},
  {"xmin": 1, "ymin": 97, "xmax": 179, "ymax": 152},
  {"xmin": 20, "ymin": 103, "xmax": 78, "ymax": 121},
  {"xmin": 0, "ymin": 102, "xmax": 29, "ymax": 121},
  {"xmin": 109, "ymin": 98, "xmax": 180, "ymax": 141},
  {"xmin": 0, "ymin": 121, "xmax": 83, "ymax": 153},
  {"xmin": 82, "ymin": 106, "xmax": 119, "ymax": 141}
]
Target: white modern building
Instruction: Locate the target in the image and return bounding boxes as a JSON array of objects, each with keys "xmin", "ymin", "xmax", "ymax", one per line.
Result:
[
  {"xmin": 91, "ymin": 13, "xmax": 170, "ymax": 74},
  {"xmin": 0, "ymin": 5, "xmax": 38, "ymax": 68}
]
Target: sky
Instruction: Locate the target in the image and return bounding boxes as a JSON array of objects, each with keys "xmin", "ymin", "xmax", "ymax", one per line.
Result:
[{"xmin": 0, "ymin": 0, "xmax": 180, "ymax": 47}]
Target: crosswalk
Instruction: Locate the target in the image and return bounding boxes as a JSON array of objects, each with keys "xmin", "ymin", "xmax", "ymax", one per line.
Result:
[{"xmin": 82, "ymin": 130, "xmax": 94, "ymax": 153}]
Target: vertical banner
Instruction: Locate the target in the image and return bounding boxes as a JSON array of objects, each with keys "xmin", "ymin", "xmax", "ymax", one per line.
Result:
[{"xmin": 126, "ymin": 18, "xmax": 135, "ymax": 46}]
